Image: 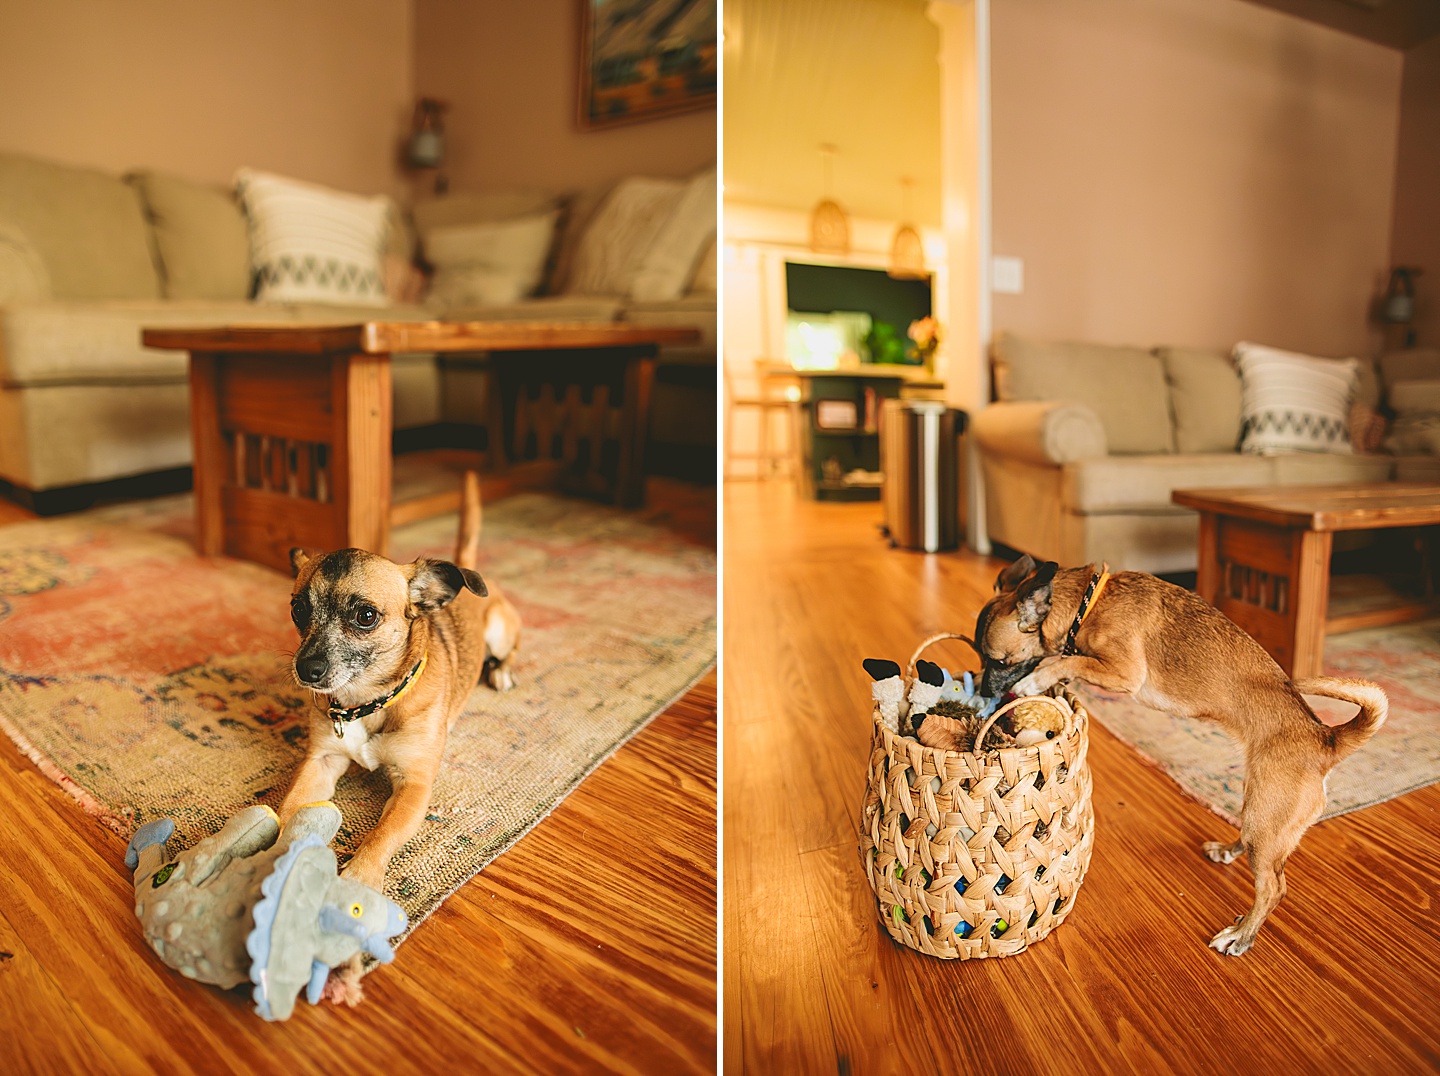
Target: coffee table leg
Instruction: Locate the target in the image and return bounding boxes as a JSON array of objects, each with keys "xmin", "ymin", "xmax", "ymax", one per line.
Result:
[
  {"xmin": 329, "ymin": 352, "xmax": 393, "ymax": 559},
  {"xmin": 1195, "ymin": 510, "xmax": 1219, "ymax": 605},
  {"xmin": 189, "ymin": 352, "xmax": 225, "ymax": 556},
  {"xmin": 1288, "ymin": 528, "xmax": 1333, "ymax": 679},
  {"xmin": 617, "ymin": 348, "xmax": 657, "ymax": 508}
]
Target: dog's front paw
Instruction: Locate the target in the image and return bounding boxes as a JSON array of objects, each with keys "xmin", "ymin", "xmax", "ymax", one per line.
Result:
[
  {"xmin": 323, "ymin": 954, "xmax": 366, "ymax": 1006},
  {"xmin": 1208, "ymin": 921, "xmax": 1254, "ymax": 957},
  {"xmin": 1012, "ymin": 670, "xmax": 1051, "ymax": 697}
]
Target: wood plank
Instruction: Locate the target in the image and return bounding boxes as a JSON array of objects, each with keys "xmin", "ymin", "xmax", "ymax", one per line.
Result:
[
  {"xmin": 144, "ymin": 322, "xmax": 699, "ymax": 355},
  {"xmin": 0, "ymin": 478, "xmax": 714, "ymax": 1074},
  {"xmin": 1288, "ymin": 529, "xmax": 1334, "ymax": 678},
  {"xmin": 726, "ymin": 480, "xmax": 1440, "ymax": 1074},
  {"xmin": 189, "ymin": 353, "xmax": 225, "ymax": 557},
  {"xmin": 618, "ymin": 352, "xmax": 657, "ymax": 508},
  {"xmin": 1216, "ymin": 515, "xmax": 1297, "ymax": 577},
  {"xmin": 0, "ymin": 907, "xmax": 119, "ymax": 1076},
  {"xmin": 1173, "ymin": 483, "xmax": 1440, "ymax": 532},
  {"xmin": 219, "ymin": 486, "xmax": 344, "ymax": 572},
  {"xmin": 1325, "ymin": 600, "xmax": 1440, "ymax": 636},
  {"xmin": 216, "ymin": 354, "xmax": 334, "ymax": 443},
  {"xmin": 335, "ymin": 352, "xmax": 392, "ymax": 558}
]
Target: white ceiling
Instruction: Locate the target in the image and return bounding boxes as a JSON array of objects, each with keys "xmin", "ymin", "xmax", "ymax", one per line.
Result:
[{"xmin": 722, "ymin": 0, "xmax": 942, "ymax": 226}]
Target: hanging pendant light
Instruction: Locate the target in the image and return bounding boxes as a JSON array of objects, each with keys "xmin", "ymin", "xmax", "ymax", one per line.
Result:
[
  {"xmin": 889, "ymin": 177, "xmax": 926, "ymax": 280},
  {"xmin": 810, "ymin": 144, "xmax": 851, "ymax": 255}
]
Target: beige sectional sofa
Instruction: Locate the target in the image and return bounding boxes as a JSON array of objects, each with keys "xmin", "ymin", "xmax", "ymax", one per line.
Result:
[
  {"xmin": 973, "ymin": 333, "xmax": 1393, "ymax": 573},
  {"xmin": 0, "ymin": 152, "xmax": 715, "ymax": 502}
]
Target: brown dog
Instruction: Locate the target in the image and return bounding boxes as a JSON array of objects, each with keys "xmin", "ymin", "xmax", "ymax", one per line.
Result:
[
  {"xmin": 277, "ymin": 472, "xmax": 521, "ymax": 999},
  {"xmin": 950, "ymin": 554, "xmax": 1387, "ymax": 956}
]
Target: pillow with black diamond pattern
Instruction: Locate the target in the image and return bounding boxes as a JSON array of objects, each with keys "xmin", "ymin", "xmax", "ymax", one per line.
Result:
[
  {"xmin": 234, "ymin": 168, "xmax": 390, "ymax": 307},
  {"xmin": 1234, "ymin": 341, "xmax": 1358, "ymax": 456}
]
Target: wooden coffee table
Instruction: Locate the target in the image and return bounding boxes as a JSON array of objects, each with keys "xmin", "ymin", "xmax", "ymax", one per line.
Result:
[
  {"xmin": 1172, "ymin": 483, "xmax": 1440, "ymax": 677},
  {"xmin": 142, "ymin": 320, "xmax": 699, "ymax": 573}
]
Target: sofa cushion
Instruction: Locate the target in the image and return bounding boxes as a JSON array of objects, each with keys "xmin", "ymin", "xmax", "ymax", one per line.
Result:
[
  {"xmin": 993, "ymin": 332, "xmax": 1173, "ymax": 454},
  {"xmin": 0, "ymin": 300, "xmax": 433, "ymax": 387},
  {"xmin": 127, "ymin": 172, "xmax": 251, "ymax": 301},
  {"xmin": 0, "ymin": 222, "xmax": 50, "ymax": 304},
  {"xmin": 1388, "ymin": 379, "xmax": 1440, "ymax": 415},
  {"xmin": 973, "ymin": 400, "xmax": 1107, "ymax": 466},
  {"xmin": 235, "ymin": 169, "xmax": 390, "ymax": 307},
  {"xmin": 1269, "ymin": 452, "xmax": 1392, "ymax": 485},
  {"xmin": 0, "ymin": 153, "xmax": 160, "ymax": 300},
  {"xmin": 421, "ymin": 212, "xmax": 560, "ymax": 310},
  {"xmin": 630, "ymin": 167, "xmax": 716, "ymax": 302},
  {"xmin": 1157, "ymin": 346, "xmax": 1241, "ymax": 454},
  {"xmin": 1062, "ymin": 453, "xmax": 1275, "ymax": 514},
  {"xmin": 547, "ymin": 181, "xmax": 615, "ymax": 295},
  {"xmin": 1235, "ymin": 342, "xmax": 1356, "ymax": 456},
  {"xmin": 688, "ymin": 234, "xmax": 717, "ymax": 295},
  {"xmin": 565, "ymin": 177, "xmax": 684, "ymax": 297},
  {"xmin": 622, "ymin": 296, "xmax": 716, "ymax": 352},
  {"xmin": 1379, "ymin": 347, "xmax": 1440, "ymax": 389},
  {"xmin": 439, "ymin": 295, "xmax": 622, "ymax": 323}
]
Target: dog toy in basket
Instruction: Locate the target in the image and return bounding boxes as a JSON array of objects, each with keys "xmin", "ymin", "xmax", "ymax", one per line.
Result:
[
  {"xmin": 858, "ymin": 632, "xmax": 1095, "ymax": 961},
  {"xmin": 125, "ymin": 802, "xmax": 407, "ymax": 1021}
]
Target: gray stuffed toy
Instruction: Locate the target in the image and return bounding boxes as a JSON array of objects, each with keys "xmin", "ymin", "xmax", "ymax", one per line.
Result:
[{"xmin": 126, "ymin": 801, "xmax": 407, "ymax": 1021}]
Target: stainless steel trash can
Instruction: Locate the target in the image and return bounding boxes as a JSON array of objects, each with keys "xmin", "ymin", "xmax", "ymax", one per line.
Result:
[{"xmin": 880, "ymin": 399, "xmax": 965, "ymax": 552}]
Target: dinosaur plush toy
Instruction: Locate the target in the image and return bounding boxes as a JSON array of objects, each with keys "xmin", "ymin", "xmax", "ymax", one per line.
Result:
[{"xmin": 125, "ymin": 801, "xmax": 407, "ymax": 1021}]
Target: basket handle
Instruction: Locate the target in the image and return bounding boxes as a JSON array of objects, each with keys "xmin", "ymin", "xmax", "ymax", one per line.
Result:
[
  {"xmin": 972, "ymin": 693, "xmax": 1075, "ymax": 754},
  {"xmin": 905, "ymin": 632, "xmax": 978, "ymax": 678}
]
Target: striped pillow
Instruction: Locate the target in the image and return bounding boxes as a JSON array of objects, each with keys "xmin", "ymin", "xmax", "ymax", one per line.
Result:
[
  {"xmin": 1235, "ymin": 342, "xmax": 1358, "ymax": 455},
  {"xmin": 234, "ymin": 169, "xmax": 390, "ymax": 306}
]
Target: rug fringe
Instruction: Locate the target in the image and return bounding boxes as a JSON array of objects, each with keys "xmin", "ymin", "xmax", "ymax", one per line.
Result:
[{"xmin": 0, "ymin": 706, "xmax": 130, "ymax": 837}]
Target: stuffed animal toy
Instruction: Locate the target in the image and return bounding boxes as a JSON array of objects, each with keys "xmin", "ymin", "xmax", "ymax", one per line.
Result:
[
  {"xmin": 1005, "ymin": 697, "xmax": 1067, "ymax": 746},
  {"xmin": 863, "ymin": 658, "xmax": 907, "ymax": 731},
  {"xmin": 905, "ymin": 660, "xmax": 946, "ymax": 734},
  {"xmin": 126, "ymin": 801, "xmax": 407, "ymax": 1021}
]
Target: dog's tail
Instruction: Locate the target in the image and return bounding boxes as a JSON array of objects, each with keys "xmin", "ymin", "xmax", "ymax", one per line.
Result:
[
  {"xmin": 456, "ymin": 470, "xmax": 482, "ymax": 572},
  {"xmin": 1294, "ymin": 677, "xmax": 1389, "ymax": 762}
]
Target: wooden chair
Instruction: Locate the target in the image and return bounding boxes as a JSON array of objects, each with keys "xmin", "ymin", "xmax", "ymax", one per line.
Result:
[{"xmin": 724, "ymin": 360, "xmax": 803, "ymax": 480}]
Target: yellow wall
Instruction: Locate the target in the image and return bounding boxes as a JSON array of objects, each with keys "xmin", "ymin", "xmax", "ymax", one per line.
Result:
[
  {"xmin": 0, "ymin": 0, "xmax": 413, "ymax": 195},
  {"xmin": 723, "ymin": 0, "xmax": 942, "ymax": 226},
  {"xmin": 990, "ymin": 0, "xmax": 1404, "ymax": 358},
  {"xmin": 414, "ymin": 0, "xmax": 717, "ymax": 192}
]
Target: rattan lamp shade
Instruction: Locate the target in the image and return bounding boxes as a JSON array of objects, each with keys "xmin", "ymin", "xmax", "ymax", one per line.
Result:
[
  {"xmin": 810, "ymin": 198, "xmax": 851, "ymax": 255},
  {"xmin": 888, "ymin": 223, "xmax": 926, "ymax": 279}
]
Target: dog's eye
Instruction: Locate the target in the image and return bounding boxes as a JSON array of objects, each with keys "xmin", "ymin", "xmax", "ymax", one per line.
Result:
[
  {"xmin": 354, "ymin": 606, "xmax": 379, "ymax": 629},
  {"xmin": 290, "ymin": 597, "xmax": 310, "ymax": 629}
]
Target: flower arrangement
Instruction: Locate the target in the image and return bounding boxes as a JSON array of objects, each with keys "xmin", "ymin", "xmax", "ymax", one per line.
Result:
[{"xmin": 908, "ymin": 317, "xmax": 941, "ymax": 371}]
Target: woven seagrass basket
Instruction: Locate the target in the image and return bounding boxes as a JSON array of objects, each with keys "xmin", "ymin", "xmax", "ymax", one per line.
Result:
[{"xmin": 859, "ymin": 633, "xmax": 1094, "ymax": 960}]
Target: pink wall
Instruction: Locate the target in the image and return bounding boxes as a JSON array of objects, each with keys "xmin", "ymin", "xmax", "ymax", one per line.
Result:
[
  {"xmin": 414, "ymin": 0, "xmax": 716, "ymax": 194},
  {"xmin": 991, "ymin": 0, "xmax": 1404, "ymax": 358},
  {"xmin": 0, "ymin": 0, "xmax": 413, "ymax": 196},
  {"xmin": 1391, "ymin": 33, "xmax": 1440, "ymax": 347}
]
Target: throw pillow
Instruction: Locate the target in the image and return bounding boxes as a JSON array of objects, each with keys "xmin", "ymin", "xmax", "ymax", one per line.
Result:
[
  {"xmin": 421, "ymin": 211, "xmax": 560, "ymax": 310},
  {"xmin": 1155, "ymin": 346, "xmax": 1242, "ymax": 454},
  {"xmin": 688, "ymin": 234, "xmax": 717, "ymax": 295},
  {"xmin": 630, "ymin": 167, "xmax": 716, "ymax": 302},
  {"xmin": 565, "ymin": 176, "xmax": 684, "ymax": 297},
  {"xmin": 127, "ymin": 171, "xmax": 250, "ymax": 301},
  {"xmin": 1234, "ymin": 342, "xmax": 1357, "ymax": 455},
  {"xmin": 234, "ymin": 169, "xmax": 390, "ymax": 306},
  {"xmin": 0, "ymin": 222, "xmax": 50, "ymax": 304}
]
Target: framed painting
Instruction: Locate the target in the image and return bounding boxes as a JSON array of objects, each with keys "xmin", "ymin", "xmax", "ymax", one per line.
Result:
[{"xmin": 577, "ymin": 0, "xmax": 718, "ymax": 129}]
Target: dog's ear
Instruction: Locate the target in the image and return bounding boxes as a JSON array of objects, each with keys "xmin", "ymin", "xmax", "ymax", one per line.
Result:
[
  {"xmin": 1015, "ymin": 560, "xmax": 1059, "ymax": 632},
  {"xmin": 289, "ymin": 548, "xmax": 319, "ymax": 578},
  {"xmin": 407, "ymin": 558, "xmax": 488, "ymax": 612},
  {"xmin": 995, "ymin": 554, "xmax": 1038, "ymax": 594}
]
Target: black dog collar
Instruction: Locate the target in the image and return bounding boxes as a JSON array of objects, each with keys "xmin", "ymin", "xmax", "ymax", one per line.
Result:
[
  {"xmin": 328, "ymin": 654, "xmax": 427, "ymax": 738},
  {"xmin": 1060, "ymin": 565, "xmax": 1110, "ymax": 656}
]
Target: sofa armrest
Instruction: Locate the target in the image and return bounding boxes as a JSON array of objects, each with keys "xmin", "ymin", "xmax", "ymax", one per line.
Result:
[{"xmin": 972, "ymin": 400, "xmax": 1108, "ymax": 466}]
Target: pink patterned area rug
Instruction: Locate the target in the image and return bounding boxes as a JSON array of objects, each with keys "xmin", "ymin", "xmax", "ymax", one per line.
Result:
[
  {"xmin": 1081, "ymin": 621, "xmax": 1440, "ymax": 826},
  {"xmin": 0, "ymin": 492, "xmax": 715, "ymax": 951}
]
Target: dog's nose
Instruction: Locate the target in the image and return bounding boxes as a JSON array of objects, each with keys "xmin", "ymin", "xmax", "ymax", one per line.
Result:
[{"xmin": 296, "ymin": 656, "xmax": 329, "ymax": 684}]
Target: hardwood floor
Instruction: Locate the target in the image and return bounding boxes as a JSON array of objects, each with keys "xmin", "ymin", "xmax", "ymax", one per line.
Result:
[
  {"xmin": 723, "ymin": 480, "xmax": 1440, "ymax": 1075},
  {"xmin": 0, "ymin": 477, "xmax": 716, "ymax": 1076}
]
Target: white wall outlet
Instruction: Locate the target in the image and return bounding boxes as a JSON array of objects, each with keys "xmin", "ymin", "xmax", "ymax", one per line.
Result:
[{"xmin": 992, "ymin": 256, "xmax": 1024, "ymax": 295}]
